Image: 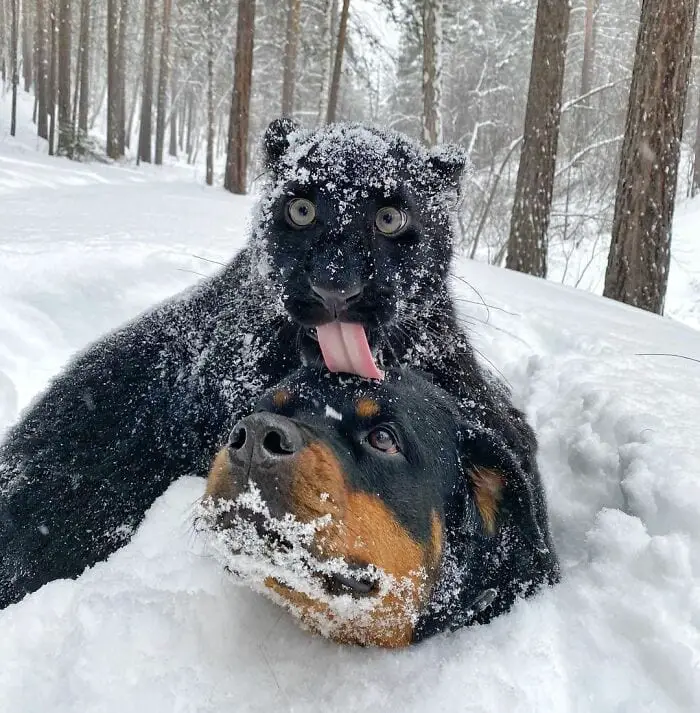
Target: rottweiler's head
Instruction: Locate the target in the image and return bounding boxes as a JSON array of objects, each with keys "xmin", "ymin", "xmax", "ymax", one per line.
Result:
[
  {"xmin": 201, "ymin": 368, "xmax": 558, "ymax": 647},
  {"xmin": 253, "ymin": 119, "xmax": 468, "ymax": 369}
]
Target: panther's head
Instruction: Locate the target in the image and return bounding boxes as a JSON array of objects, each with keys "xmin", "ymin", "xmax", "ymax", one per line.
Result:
[{"xmin": 253, "ymin": 119, "xmax": 469, "ymax": 378}]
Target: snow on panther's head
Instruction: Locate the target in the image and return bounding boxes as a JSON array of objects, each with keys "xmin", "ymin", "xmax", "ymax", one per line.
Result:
[{"xmin": 251, "ymin": 119, "xmax": 470, "ymax": 373}]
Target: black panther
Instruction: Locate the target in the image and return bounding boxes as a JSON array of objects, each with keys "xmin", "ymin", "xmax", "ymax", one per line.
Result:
[
  {"xmin": 0, "ymin": 119, "xmax": 536, "ymax": 608},
  {"xmin": 201, "ymin": 366, "xmax": 559, "ymax": 647}
]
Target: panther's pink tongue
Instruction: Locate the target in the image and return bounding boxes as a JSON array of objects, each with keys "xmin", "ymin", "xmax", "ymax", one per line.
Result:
[{"xmin": 316, "ymin": 322, "xmax": 384, "ymax": 380}]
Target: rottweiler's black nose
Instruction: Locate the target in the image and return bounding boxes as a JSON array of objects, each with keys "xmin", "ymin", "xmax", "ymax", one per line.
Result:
[
  {"xmin": 228, "ymin": 413, "xmax": 304, "ymax": 468},
  {"xmin": 310, "ymin": 283, "xmax": 364, "ymax": 318}
]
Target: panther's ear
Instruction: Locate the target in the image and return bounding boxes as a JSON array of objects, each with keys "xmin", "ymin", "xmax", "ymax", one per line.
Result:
[
  {"xmin": 263, "ymin": 118, "xmax": 301, "ymax": 170},
  {"xmin": 427, "ymin": 144, "xmax": 469, "ymax": 194},
  {"xmin": 458, "ymin": 425, "xmax": 549, "ymax": 554}
]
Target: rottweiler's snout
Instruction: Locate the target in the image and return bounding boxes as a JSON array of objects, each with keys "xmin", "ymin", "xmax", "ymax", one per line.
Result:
[{"xmin": 227, "ymin": 413, "xmax": 304, "ymax": 469}]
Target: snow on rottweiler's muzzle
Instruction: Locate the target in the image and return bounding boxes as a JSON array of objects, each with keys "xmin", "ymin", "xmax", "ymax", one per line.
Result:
[{"xmin": 199, "ymin": 367, "xmax": 559, "ymax": 648}]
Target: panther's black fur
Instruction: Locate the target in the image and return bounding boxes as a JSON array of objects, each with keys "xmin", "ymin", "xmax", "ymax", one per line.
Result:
[{"xmin": 0, "ymin": 120, "xmax": 536, "ymax": 608}]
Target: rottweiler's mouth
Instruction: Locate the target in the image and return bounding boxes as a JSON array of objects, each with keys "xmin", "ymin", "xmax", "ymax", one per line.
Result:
[
  {"xmin": 202, "ymin": 502, "xmax": 382, "ymax": 600},
  {"xmin": 322, "ymin": 567, "xmax": 378, "ymax": 598}
]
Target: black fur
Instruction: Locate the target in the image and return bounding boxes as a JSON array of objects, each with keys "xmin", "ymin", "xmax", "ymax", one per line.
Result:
[{"xmin": 0, "ymin": 120, "xmax": 537, "ymax": 608}]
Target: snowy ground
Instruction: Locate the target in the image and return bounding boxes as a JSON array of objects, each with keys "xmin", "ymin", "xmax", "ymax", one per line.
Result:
[{"xmin": 2, "ymin": 99, "xmax": 700, "ymax": 712}]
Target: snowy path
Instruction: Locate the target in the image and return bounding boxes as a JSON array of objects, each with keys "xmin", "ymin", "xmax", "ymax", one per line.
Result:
[{"xmin": 1, "ymin": 149, "xmax": 700, "ymax": 712}]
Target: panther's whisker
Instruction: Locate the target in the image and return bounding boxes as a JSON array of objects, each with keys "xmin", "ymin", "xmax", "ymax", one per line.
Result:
[
  {"xmin": 192, "ymin": 254, "xmax": 227, "ymax": 267},
  {"xmin": 450, "ymin": 295, "xmax": 519, "ymax": 317},
  {"xmin": 381, "ymin": 326, "xmax": 402, "ymax": 366}
]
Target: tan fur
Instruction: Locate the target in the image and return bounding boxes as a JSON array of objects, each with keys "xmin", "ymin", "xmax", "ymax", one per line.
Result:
[
  {"xmin": 470, "ymin": 467, "xmax": 505, "ymax": 535},
  {"xmin": 272, "ymin": 389, "xmax": 292, "ymax": 407},
  {"xmin": 427, "ymin": 510, "xmax": 443, "ymax": 571},
  {"xmin": 268, "ymin": 441, "xmax": 437, "ymax": 647},
  {"xmin": 355, "ymin": 397, "xmax": 380, "ymax": 419},
  {"xmin": 205, "ymin": 448, "xmax": 235, "ymax": 501}
]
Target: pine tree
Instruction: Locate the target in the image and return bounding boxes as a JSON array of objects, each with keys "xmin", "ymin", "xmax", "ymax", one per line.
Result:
[
  {"xmin": 9, "ymin": 0, "xmax": 18, "ymax": 137},
  {"xmin": 138, "ymin": 0, "xmax": 156, "ymax": 164},
  {"xmin": 56, "ymin": 0, "xmax": 72, "ymax": 155},
  {"xmin": 36, "ymin": 0, "xmax": 49, "ymax": 140},
  {"xmin": 422, "ymin": 0, "xmax": 442, "ymax": 146},
  {"xmin": 106, "ymin": 0, "xmax": 121, "ymax": 158},
  {"xmin": 224, "ymin": 0, "xmax": 256, "ymax": 194},
  {"xmin": 506, "ymin": 0, "xmax": 571, "ymax": 278},
  {"xmin": 326, "ymin": 0, "xmax": 350, "ymax": 123},
  {"xmin": 77, "ymin": 0, "xmax": 90, "ymax": 137},
  {"xmin": 281, "ymin": 0, "xmax": 301, "ymax": 117},
  {"xmin": 603, "ymin": 0, "xmax": 699, "ymax": 314},
  {"xmin": 155, "ymin": 0, "xmax": 173, "ymax": 165}
]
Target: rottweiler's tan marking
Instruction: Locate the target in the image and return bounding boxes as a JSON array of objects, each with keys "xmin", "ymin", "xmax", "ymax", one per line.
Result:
[
  {"xmin": 470, "ymin": 467, "xmax": 505, "ymax": 535},
  {"xmin": 355, "ymin": 397, "xmax": 380, "ymax": 419}
]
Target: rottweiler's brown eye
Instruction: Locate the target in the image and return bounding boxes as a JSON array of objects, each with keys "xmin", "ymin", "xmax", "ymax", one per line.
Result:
[
  {"xmin": 375, "ymin": 206, "xmax": 408, "ymax": 235},
  {"xmin": 367, "ymin": 427, "xmax": 399, "ymax": 454},
  {"xmin": 286, "ymin": 198, "xmax": 316, "ymax": 227}
]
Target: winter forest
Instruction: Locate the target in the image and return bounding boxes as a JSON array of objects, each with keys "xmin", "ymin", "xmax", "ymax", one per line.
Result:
[
  {"xmin": 1, "ymin": 0, "xmax": 699, "ymax": 314},
  {"xmin": 3, "ymin": 3, "xmax": 700, "ymax": 712}
]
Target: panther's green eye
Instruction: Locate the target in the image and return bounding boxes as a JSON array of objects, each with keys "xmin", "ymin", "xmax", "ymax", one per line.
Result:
[
  {"xmin": 375, "ymin": 206, "xmax": 408, "ymax": 235},
  {"xmin": 286, "ymin": 198, "xmax": 316, "ymax": 228}
]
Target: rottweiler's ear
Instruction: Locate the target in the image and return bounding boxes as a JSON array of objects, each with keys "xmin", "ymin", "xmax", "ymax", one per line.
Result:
[
  {"xmin": 428, "ymin": 144, "xmax": 469, "ymax": 195},
  {"xmin": 263, "ymin": 118, "xmax": 301, "ymax": 170},
  {"xmin": 458, "ymin": 426, "xmax": 549, "ymax": 554}
]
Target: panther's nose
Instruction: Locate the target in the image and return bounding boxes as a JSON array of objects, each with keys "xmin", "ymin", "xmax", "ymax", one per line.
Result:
[
  {"xmin": 227, "ymin": 413, "xmax": 304, "ymax": 468},
  {"xmin": 310, "ymin": 283, "xmax": 364, "ymax": 318}
]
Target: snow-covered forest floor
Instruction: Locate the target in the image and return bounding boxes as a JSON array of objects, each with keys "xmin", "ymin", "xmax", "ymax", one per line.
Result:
[{"xmin": 2, "ymin": 99, "xmax": 700, "ymax": 712}]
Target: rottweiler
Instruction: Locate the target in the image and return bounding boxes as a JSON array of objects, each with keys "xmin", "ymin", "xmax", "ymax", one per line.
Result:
[{"xmin": 201, "ymin": 367, "xmax": 559, "ymax": 648}]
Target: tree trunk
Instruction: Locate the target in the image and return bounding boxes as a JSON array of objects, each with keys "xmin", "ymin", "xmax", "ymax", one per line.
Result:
[
  {"xmin": 693, "ymin": 87, "xmax": 700, "ymax": 196},
  {"xmin": 125, "ymin": 72, "xmax": 140, "ymax": 149},
  {"xmin": 77, "ymin": 0, "xmax": 89, "ymax": 135},
  {"xmin": 281, "ymin": 0, "xmax": 301, "ymax": 117},
  {"xmin": 106, "ymin": 0, "xmax": 120, "ymax": 158},
  {"xmin": 316, "ymin": 0, "xmax": 335, "ymax": 124},
  {"xmin": 117, "ymin": 0, "xmax": 128, "ymax": 153},
  {"xmin": 56, "ymin": 0, "xmax": 72, "ymax": 156},
  {"xmin": 0, "ymin": 0, "xmax": 6, "ymax": 84},
  {"xmin": 21, "ymin": 1, "xmax": 33, "ymax": 92},
  {"xmin": 603, "ymin": 0, "xmax": 699, "ymax": 314},
  {"xmin": 169, "ymin": 62, "xmax": 178, "ymax": 157},
  {"xmin": 155, "ymin": 0, "xmax": 172, "ymax": 165},
  {"xmin": 48, "ymin": 0, "xmax": 58, "ymax": 155},
  {"xmin": 36, "ymin": 0, "xmax": 49, "ymax": 139},
  {"xmin": 422, "ymin": 0, "xmax": 442, "ymax": 146},
  {"xmin": 505, "ymin": 0, "xmax": 570, "ymax": 278},
  {"xmin": 138, "ymin": 0, "xmax": 156, "ymax": 164},
  {"xmin": 224, "ymin": 0, "xmax": 256, "ymax": 194},
  {"xmin": 575, "ymin": 0, "xmax": 598, "ymax": 149},
  {"xmin": 185, "ymin": 89, "xmax": 195, "ymax": 157},
  {"xmin": 10, "ymin": 0, "xmax": 18, "ymax": 136},
  {"xmin": 326, "ymin": 0, "xmax": 350, "ymax": 124},
  {"xmin": 206, "ymin": 1, "xmax": 214, "ymax": 186}
]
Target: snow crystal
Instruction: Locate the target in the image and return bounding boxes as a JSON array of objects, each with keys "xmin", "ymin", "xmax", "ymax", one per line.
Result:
[{"xmin": 324, "ymin": 405, "xmax": 343, "ymax": 421}]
